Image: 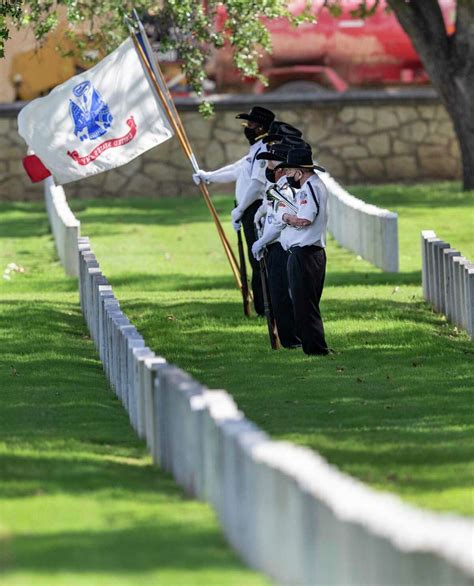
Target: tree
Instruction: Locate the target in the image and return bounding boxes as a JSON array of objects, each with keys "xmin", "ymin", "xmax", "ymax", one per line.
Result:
[
  {"xmin": 385, "ymin": 0, "xmax": 474, "ymax": 189},
  {"xmin": 0, "ymin": 0, "xmax": 307, "ymax": 116},
  {"xmin": 0, "ymin": 1, "xmax": 21, "ymax": 55},
  {"xmin": 1, "ymin": 1, "xmax": 473, "ymax": 189},
  {"xmin": 324, "ymin": 0, "xmax": 473, "ymax": 190}
]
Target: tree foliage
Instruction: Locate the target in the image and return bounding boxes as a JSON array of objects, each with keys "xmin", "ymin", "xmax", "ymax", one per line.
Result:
[
  {"xmin": 1, "ymin": 0, "xmax": 311, "ymax": 114},
  {"xmin": 1, "ymin": 1, "xmax": 22, "ymax": 57},
  {"xmin": 2, "ymin": 0, "xmax": 474, "ymax": 187}
]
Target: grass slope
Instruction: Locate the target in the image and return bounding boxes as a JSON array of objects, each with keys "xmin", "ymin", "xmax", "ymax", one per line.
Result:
[
  {"xmin": 73, "ymin": 182, "xmax": 474, "ymax": 516},
  {"xmin": 0, "ymin": 202, "xmax": 267, "ymax": 585}
]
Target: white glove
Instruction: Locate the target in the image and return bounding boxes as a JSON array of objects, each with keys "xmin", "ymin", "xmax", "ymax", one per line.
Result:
[
  {"xmin": 231, "ymin": 206, "xmax": 243, "ymax": 223},
  {"xmin": 254, "ymin": 202, "xmax": 267, "ymax": 227},
  {"xmin": 252, "ymin": 239, "xmax": 265, "ymax": 261},
  {"xmin": 232, "ymin": 219, "xmax": 242, "ymax": 232},
  {"xmin": 192, "ymin": 170, "xmax": 210, "ymax": 185},
  {"xmin": 231, "ymin": 208, "xmax": 242, "ymax": 231}
]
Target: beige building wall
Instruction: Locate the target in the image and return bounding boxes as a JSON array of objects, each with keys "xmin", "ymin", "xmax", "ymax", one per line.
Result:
[
  {"xmin": 0, "ymin": 26, "xmax": 38, "ymax": 103},
  {"xmin": 1, "ymin": 10, "xmax": 85, "ymax": 103}
]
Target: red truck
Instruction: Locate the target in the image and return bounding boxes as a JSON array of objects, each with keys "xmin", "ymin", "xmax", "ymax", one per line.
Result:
[{"xmin": 207, "ymin": 0, "xmax": 455, "ymax": 94}]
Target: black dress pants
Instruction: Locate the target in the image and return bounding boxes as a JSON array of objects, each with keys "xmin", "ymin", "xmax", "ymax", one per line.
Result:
[
  {"xmin": 266, "ymin": 243, "xmax": 300, "ymax": 348},
  {"xmin": 287, "ymin": 245, "xmax": 329, "ymax": 355},
  {"xmin": 241, "ymin": 200, "xmax": 265, "ymax": 316}
]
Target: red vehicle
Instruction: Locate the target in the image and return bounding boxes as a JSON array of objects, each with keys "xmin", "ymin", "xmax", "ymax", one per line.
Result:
[{"xmin": 207, "ymin": 0, "xmax": 456, "ymax": 94}]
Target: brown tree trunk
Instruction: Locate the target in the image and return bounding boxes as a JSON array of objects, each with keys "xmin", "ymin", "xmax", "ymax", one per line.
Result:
[
  {"xmin": 442, "ymin": 79, "xmax": 474, "ymax": 189},
  {"xmin": 455, "ymin": 116, "xmax": 474, "ymax": 189},
  {"xmin": 388, "ymin": 0, "xmax": 474, "ymax": 190}
]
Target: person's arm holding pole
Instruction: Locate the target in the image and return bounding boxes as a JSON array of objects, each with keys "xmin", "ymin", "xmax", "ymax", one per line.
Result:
[
  {"xmin": 128, "ymin": 21, "xmax": 245, "ymax": 298},
  {"xmin": 133, "ymin": 11, "xmax": 239, "ymax": 244}
]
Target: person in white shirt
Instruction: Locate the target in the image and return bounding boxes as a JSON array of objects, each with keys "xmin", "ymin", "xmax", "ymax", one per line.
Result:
[
  {"xmin": 251, "ymin": 143, "xmax": 301, "ymax": 348},
  {"xmin": 274, "ymin": 148, "xmax": 330, "ymax": 355},
  {"xmin": 252, "ymin": 134, "xmax": 313, "ymax": 233},
  {"xmin": 192, "ymin": 106, "xmax": 275, "ymax": 316}
]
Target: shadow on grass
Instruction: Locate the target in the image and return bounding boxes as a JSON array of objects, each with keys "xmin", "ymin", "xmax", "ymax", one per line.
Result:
[
  {"xmin": 1, "ymin": 269, "xmax": 473, "ymax": 513},
  {"xmin": 72, "ymin": 196, "xmax": 234, "ymax": 228},
  {"xmin": 0, "ymin": 453, "xmax": 250, "ymax": 576},
  {"xmin": 109, "ymin": 272, "xmax": 235, "ymax": 292},
  {"xmin": 123, "ymin": 294, "xmax": 442, "ymax": 329},
  {"xmin": 326, "ymin": 270, "xmax": 421, "ymax": 287},
  {"xmin": 119, "ymin": 293, "xmax": 474, "ymax": 509},
  {"xmin": 0, "ymin": 216, "xmax": 51, "ymax": 239},
  {"xmin": 102, "ymin": 270, "xmax": 422, "ymax": 291},
  {"xmin": 7, "ymin": 277, "xmax": 80, "ymax": 293},
  {"xmin": 3, "ymin": 522, "xmax": 238, "ymax": 574},
  {"xmin": 0, "ymin": 202, "xmax": 45, "ymax": 214},
  {"xmin": 0, "ymin": 300, "xmax": 134, "ymax": 449},
  {"xmin": 0, "ymin": 294, "xmax": 262, "ymax": 580},
  {"xmin": 0, "ymin": 452, "xmax": 173, "ymax": 499},
  {"xmin": 348, "ymin": 182, "xmax": 474, "ymax": 209},
  {"xmin": 0, "ymin": 203, "xmax": 272, "ymax": 583}
]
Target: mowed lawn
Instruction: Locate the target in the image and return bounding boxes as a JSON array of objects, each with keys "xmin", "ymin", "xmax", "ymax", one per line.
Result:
[
  {"xmin": 73, "ymin": 182, "xmax": 474, "ymax": 516},
  {"xmin": 0, "ymin": 203, "xmax": 268, "ymax": 585}
]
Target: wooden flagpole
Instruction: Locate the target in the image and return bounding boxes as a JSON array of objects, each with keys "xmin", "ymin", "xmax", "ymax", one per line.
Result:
[{"xmin": 129, "ymin": 20, "xmax": 251, "ymax": 308}]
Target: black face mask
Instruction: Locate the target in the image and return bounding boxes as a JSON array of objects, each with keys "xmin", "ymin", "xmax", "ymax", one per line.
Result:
[
  {"xmin": 244, "ymin": 127, "xmax": 257, "ymax": 145},
  {"xmin": 265, "ymin": 167, "xmax": 276, "ymax": 183},
  {"xmin": 287, "ymin": 176, "xmax": 300, "ymax": 189}
]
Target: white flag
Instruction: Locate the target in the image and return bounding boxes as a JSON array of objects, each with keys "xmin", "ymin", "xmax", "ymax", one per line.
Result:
[{"xmin": 18, "ymin": 38, "xmax": 173, "ymax": 185}]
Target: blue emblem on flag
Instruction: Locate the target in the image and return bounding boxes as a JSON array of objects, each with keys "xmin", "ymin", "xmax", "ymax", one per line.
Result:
[{"xmin": 69, "ymin": 81, "xmax": 113, "ymax": 142}]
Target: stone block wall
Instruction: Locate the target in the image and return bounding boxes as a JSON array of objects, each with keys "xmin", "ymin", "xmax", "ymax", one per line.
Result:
[{"xmin": 0, "ymin": 90, "xmax": 461, "ymax": 200}]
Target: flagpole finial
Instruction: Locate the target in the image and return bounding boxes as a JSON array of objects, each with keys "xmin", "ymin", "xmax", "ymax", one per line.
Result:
[{"xmin": 123, "ymin": 13, "xmax": 137, "ymax": 33}]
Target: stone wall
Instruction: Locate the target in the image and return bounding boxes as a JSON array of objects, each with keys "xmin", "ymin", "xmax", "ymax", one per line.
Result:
[{"xmin": 0, "ymin": 90, "xmax": 461, "ymax": 200}]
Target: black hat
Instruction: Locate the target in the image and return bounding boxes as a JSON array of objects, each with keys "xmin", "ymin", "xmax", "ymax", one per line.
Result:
[
  {"xmin": 256, "ymin": 143, "xmax": 292, "ymax": 162},
  {"xmin": 235, "ymin": 106, "xmax": 275, "ymax": 129},
  {"xmin": 279, "ymin": 136, "xmax": 311, "ymax": 150},
  {"xmin": 263, "ymin": 122, "xmax": 302, "ymax": 144},
  {"xmin": 275, "ymin": 148, "xmax": 326, "ymax": 173}
]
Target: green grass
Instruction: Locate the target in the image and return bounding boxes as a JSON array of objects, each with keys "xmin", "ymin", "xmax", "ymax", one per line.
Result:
[
  {"xmin": 0, "ymin": 202, "xmax": 268, "ymax": 585},
  {"xmin": 71, "ymin": 181, "xmax": 474, "ymax": 517}
]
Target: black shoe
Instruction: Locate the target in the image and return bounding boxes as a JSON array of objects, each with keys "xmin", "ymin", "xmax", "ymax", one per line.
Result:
[{"xmin": 304, "ymin": 349, "xmax": 330, "ymax": 356}]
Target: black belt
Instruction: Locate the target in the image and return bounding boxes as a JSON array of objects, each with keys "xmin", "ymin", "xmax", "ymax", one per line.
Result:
[{"xmin": 288, "ymin": 244, "xmax": 324, "ymax": 253}]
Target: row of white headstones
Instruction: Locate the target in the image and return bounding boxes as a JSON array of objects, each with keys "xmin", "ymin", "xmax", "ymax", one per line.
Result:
[
  {"xmin": 43, "ymin": 177, "xmax": 473, "ymax": 586},
  {"xmin": 77, "ymin": 233, "xmax": 473, "ymax": 586},
  {"xmin": 44, "ymin": 171, "xmax": 401, "ymax": 276},
  {"xmin": 421, "ymin": 230, "xmax": 474, "ymax": 340}
]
